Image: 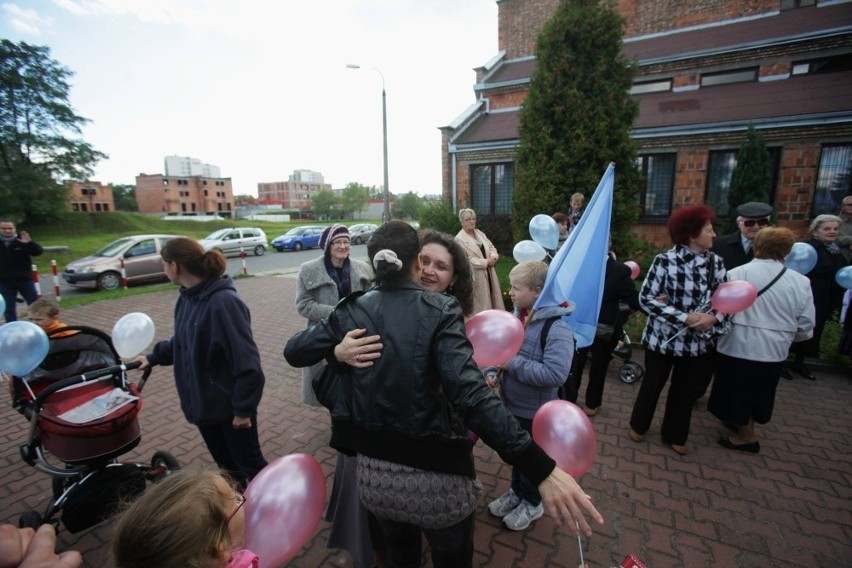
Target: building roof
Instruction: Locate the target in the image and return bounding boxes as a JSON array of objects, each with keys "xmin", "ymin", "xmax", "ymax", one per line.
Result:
[
  {"xmin": 623, "ymin": 4, "xmax": 852, "ymax": 64},
  {"xmin": 455, "ymin": 3, "xmax": 852, "ymax": 149}
]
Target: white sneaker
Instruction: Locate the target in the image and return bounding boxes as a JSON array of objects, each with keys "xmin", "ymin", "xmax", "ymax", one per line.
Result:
[
  {"xmin": 488, "ymin": 489, "xmax": 521, "ymax": 518},
  {"xmin": 502, "ymin": 500, "xmax": 544, "ymax": 531}
]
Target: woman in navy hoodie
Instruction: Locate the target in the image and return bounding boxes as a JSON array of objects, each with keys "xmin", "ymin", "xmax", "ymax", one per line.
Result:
[{"xmin": 137, "ymin": 237, "xmax": 267, "ymax": 486}]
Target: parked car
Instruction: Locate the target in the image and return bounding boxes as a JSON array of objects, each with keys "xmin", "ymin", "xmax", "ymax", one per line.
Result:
[
  {"xmin": 198, "ymin": 227, "xmax": 267, "ymax": 257},
  {"xmin": 348, "ymin": 223, "xmax": 378, "ymax": 245},
  {"xmin": 271, "ymin": 225, "xmax": 326, "ymax": 251},
  {"xmin": 62, "ymin": 234, "xmax": 180, "ymax": 291}
]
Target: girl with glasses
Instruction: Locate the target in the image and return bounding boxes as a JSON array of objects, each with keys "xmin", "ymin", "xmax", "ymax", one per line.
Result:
[{"xmin": 112, "ymin": 469, "xmax": 257, "ymax": 568}]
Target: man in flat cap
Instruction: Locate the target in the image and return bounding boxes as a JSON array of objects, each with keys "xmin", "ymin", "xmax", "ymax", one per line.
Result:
[{"xmin": 711, "ymin": 201, "xmax": 774, "ymax": 270}]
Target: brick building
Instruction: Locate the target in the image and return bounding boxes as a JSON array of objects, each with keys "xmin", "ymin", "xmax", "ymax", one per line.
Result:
[
  {"xmin": 67, "ymin": 180, "xmax": 114, "ymax": 212},
  {"xmin": 257, "ymin": 170, "xmax": 332, "ymax": 209},
  {"xmin": 135, "ymin": 174, "xmax": 235, "ymax": 217},
  {"xmin": 442, "ymin": 0, "xmax": 852, "ymax": 246}
]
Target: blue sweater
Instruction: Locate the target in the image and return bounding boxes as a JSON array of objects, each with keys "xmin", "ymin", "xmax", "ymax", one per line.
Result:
[
  {"xmin": 148, "ymin": 276, "xmax": 265, "ymax": 425},
  {"xmin": 487, "ymin": 305, "xmax": 574, "ymax": 420}
]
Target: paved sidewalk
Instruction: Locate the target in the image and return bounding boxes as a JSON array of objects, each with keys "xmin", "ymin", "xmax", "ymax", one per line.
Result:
[{"xmin": 1, "ymin": 274, "xmax": 850, "ymax": 567}]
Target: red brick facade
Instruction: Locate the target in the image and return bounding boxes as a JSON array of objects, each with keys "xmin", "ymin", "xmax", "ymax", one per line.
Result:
[
  {"xmin": 444, "ymin": 0, "xmax": 852, "ymax": 248},
  {"xmin": 67, "ymin": 181, "xmax": 114, "ymax": 213},
  {"xmin": 135, "ymin": 174, "xmax": 234, "ymax": 217}
]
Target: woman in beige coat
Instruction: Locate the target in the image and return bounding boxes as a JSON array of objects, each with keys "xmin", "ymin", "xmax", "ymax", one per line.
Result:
[{"xmin": 455, "ymin": 208, "xmax": 503, "ymax": 315}]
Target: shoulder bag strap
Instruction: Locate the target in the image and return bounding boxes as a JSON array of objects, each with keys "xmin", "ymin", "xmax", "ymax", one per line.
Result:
[{"xmin": 756, "ymin": 267, "xmax": 787, "ymax": 297}]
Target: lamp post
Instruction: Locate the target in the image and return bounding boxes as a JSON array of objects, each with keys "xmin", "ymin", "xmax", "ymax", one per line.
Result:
[{"xmin": 346, "ymin": 63, "xmax": 390, "ymax": 223}]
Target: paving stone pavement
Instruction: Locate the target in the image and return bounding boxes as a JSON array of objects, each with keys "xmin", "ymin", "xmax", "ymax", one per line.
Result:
[{"xmin": 1, "ymin": 274, "xmax": 850, "ymax": 567}]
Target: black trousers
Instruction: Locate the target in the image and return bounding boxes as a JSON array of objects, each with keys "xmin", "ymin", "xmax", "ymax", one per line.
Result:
[
  {"xmin": 197, "ymin": 415, "xmax": 268, "ymax": 488},
  {"xmin": 563, "ymin": 329, "xmax": 620, "ymax": 409},
  {"xmin": 629, "ymin": 349, "xmax": 715, "ymax": 446}
]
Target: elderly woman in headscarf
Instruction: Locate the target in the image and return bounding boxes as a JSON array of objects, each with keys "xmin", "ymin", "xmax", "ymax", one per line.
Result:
[
  {"xmin": 454, "ymin": 208, "xmax": 502, "ymax": 315},
  {"xmin": 295, "ymin": 224, "xmax": 373, "ymax": 406}
]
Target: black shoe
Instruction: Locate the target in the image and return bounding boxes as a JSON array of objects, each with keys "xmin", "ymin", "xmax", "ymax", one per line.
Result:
[
  {"xmin": 718, "ymin": 436, "xmax": 760, "ymax": 453},
  {"xmin": 791, "ymin": 365, "xmax": 816, "ymax": 381},
  {"xmin": 723, "ymin": 422, "xmax": 738, "ymax": 432}
]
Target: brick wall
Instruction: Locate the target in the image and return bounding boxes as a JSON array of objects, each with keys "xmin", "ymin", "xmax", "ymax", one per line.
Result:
[
  {"xmin": 135, "ymin": 174, "xmax": 234, "ymax": 215},
  {"xmin": 497, "ymin": 0, "xmax": 558, "ymax": 59}
]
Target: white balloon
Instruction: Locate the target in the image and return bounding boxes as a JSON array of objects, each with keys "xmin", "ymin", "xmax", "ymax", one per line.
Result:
[
  {"xmin": 112, "ymin": 312, "xmax": 156, "ymax": 358},
  {"xmin": 529, "ymin": 214, "xmax": 560, "ymax": 250},
  {"xmin": 513, "ymin": 240, "xmax": 548, "ymax": 263}
]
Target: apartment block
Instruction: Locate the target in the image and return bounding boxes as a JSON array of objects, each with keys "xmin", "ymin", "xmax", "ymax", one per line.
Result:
[{"xmin": 135, "ymin": 174, "xmax": 235, "ymax": 217}]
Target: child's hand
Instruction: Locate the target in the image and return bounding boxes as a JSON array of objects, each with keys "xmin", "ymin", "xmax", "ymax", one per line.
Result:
[{"xmin": 485, "ymin": 373, "xmax": 500, "ymax": 390}]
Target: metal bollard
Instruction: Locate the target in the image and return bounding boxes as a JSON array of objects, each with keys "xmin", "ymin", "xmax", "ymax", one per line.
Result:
[
  {"xmin": 119, "ymin": 258, "xmax": 128, "ymax": 289},
  {"xmin": 240, "ymin": 247, "xmax": 247, "ymax": 275},
  {"xmin": 31, "ymin": 264, "xmax": 42, "ymax": 297},
  {"xmin": 50, "ymin": 260, "xmax": 61, "ymax": 302}
]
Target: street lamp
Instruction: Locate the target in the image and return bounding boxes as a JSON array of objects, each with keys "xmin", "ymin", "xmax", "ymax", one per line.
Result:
[{"xmin": 346, "ymin": 63, "xmax": 390, "ymax": 223}]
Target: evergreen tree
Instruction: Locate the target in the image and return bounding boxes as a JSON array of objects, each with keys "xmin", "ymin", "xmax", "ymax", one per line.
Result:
[
  {"xmin": 725, "ymin": 123, "xmax": 771, "ymax": 232},
  {"xmin": 513, "ymin": 0, "xmax": 640, "ymax": 255},
  {"xmin": 0, "ymin": 40, "xmax": 106, "ymax": 223}
]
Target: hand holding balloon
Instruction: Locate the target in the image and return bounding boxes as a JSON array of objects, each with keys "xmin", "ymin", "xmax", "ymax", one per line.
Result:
[
  {"xmin": 244, "ymin": 454, "xmax": 326, "ymax": 568},
  {"xmin": 624, "ymin": 261, "xmax": 640, "ymax": 280},
  {"xmin": 465, "ymin": 310, "xmax": 525, "ymax": 367}
]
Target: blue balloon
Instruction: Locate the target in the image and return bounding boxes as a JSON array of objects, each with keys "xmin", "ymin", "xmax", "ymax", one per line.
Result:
[
  {"xmin": 0, "ymin": 321, "xmax": 50, "ymax": 376},
  {"xmin": 529, "ymin": 214, "xmax": 559, "ymax": 250},
  {"xmin": 784, "ymin": 242, "xmax": 817, "ymax": 275},
  {"xmin": 837, "ymin": 266, "xmax": 852, "ymax": 290}
]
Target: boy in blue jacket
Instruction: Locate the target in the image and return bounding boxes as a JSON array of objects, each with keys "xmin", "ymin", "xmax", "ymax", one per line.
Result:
[{"xmin": 485, "ymin": 260, "xmax": 574, "ymax": 531}]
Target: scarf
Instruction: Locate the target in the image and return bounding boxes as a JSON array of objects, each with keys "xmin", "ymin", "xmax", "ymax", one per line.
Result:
[{"xmin": 324, "ymin": 255, "xmax": 352, "ymax": 299}]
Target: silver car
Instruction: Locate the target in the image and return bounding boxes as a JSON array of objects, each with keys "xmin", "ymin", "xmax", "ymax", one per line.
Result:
[
  {"xmin": 62, "ymin": 234, "xmax": 180, "ymax": 291},
  {"xmin": 349, "ymin": 223, "xmax": 378, "ymax": 245},
  {"xmin": 198, "ymin": 227, "xmax": 268, "ymax": 257}
]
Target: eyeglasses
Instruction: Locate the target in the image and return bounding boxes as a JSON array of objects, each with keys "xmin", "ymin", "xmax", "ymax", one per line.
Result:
[
  {"xmin": 742, "ymin": 218, "xmax": 770, "ymax": 228},
  {"xmin": 226, "ymin": 493, "xmax": 246, "ymax": 522},
  {"xmin": 331, "ymin": 239, "xmax": 351, "ymax": 248}
]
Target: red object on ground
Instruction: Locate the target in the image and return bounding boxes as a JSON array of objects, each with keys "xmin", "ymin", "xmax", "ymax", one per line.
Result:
[{"xmin": 620, "ymin": 554, "xmax": 647, "ymax": 568}]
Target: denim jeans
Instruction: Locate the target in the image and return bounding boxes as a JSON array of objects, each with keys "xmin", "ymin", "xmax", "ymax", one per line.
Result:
[
  {"xmin": 197, "ymin": 415, "xmax": 267, "ymax": 488},
  {"xmin": 510, "ymin": 416, "xmax": 542, "ymax": 506},
  {"xmin": 1, "ymin": 280, "xmax": 38, "ymax": 322},
  {"xmin": 377, "ymin": 512, "xmax": 475, "ymax": 568}
]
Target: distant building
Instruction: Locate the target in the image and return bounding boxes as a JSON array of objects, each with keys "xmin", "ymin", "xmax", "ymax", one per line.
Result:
[
  {"xmin": 68, "ymin": 180, "xmax": 114, "ymax": 212},
  {"xmin": 164, "ymin": 155, "xmax": 222, "ymax": 179},
  {"xmin": 442, "ymin": 0, "xmax": 852, "ymax": 247},
  {"xmin": 257, "ymin": 170, "xmax": 332, "ymax": 209},
  {"xmin": 135, "ymin": 173, "xmax": 235, "ymax": 217}
]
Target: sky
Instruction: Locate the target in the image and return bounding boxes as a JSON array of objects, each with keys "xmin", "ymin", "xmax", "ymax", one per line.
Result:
[{"xmin": 1, "ymin": 0, "xmax": 499, "ymax": 196}]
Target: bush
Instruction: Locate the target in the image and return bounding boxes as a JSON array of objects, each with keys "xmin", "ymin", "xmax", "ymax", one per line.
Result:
[
  {"xmin": 477, "ymin": 214, "xmax": 514, "ymax": 257},
  {"xmin": 418, "ymin": 201, "xmax": 460, "ymax": 235}
]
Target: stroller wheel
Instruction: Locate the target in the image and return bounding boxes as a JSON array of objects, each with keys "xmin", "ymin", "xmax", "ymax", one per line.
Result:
[
  {"xmin": 148, "ymin": 451, "xmax": 181, "ymax": 482},
  {"xmin": 19, "ymin": 509, "xmax": 43, "ymax": 530},
  {"xmin": 620, "ymin": 362, "xmax": 644, "ymax": 384}
]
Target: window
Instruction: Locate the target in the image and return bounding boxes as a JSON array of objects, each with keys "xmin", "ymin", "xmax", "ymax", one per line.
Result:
[
  {"xmin": 781, "ymin": 0, "xmax": 815, "ymax": 9},
  {"xmin": 812, "ymin": 144, "xmax": 852, "ymax": 216},
  {"xmin": 700, "ymin": 68, "xmax": 757, "ymax": 87},
  {"xmin": 470, "ymin": 163, "xmax": 513, "ymax": 215},
  {"xmin": 630, "ymin": 80, "xmax": 672, "ymax": 95},
  {"xmin": 126, "ymin": 240, "xmax": 156, "ymax": 258},
  {"xmin": 636, "ymin": 154, "xmax": 676, "ymax": 218},
  {"xmin": 706, "ymin": 148, "xmax": 780, "ymax": 217}
]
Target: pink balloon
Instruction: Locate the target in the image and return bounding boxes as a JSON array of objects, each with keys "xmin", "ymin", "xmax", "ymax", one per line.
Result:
[
  {"xmin": 464, "ymin": 309, "xmax": 525, "ymax": 367},
  {"xmin": 532, "ymin": 400, "xmax": 597, "ymax": 478},
  {"xmin": 624, "ymin": 261, "xmax": 640, "ymax": 280},
  {"xmin": 244, "ymin": 454, "xmax": 326, "ymax": 568},
  {"xmin": 711, "ymin": 280, "xmax": 758, "ymax": 314}
]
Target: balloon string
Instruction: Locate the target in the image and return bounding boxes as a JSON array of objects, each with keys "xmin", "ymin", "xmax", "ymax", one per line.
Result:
[{"xmin": 576, "ymin": 520, "xmax": 585, "ymax": 567}]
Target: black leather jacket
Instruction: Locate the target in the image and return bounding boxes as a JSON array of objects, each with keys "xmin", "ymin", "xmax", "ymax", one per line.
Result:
[{"xmin": 284, "ymin": 281, "xmax": 555, "ymax": 483}]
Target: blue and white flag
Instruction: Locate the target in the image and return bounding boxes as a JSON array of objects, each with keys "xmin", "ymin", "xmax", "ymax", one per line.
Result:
[{"xmin": 533, "ymin": 163, "xmax": 614, "ymax": 348}]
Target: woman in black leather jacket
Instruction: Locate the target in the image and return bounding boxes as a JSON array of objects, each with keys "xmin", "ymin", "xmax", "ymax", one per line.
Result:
[{"xmin": 284, "ymin": 221, "xmax": 602, "ymax": 568}]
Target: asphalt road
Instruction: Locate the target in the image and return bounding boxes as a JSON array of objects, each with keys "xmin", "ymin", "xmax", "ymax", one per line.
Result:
[{"xmin": 44, "ymin": 242, "xmax": 370, "ymax": 299}]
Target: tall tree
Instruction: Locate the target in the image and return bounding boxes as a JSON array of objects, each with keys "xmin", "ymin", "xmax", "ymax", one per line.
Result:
[
  {"xmin": 394, "ymin": 191, "xmax": 422, "ymax": 219},
  {"xmin": 312, "ymin": 189, "xmax": 339, "ymax": 220},
  {"xmin": 110, "ymin": 184, "xmax": 137, "ymax": 211},
  {"xmin": 512, "ymin": 0, "xmax": 640, "ymax": 254},
  {"xmin": 0, "ymin": 40, "xmax": 106, "ymax": 223},
  {"xmin": 724, "ymin": 123, "xmax": 771, "ymax": 232},
  {"xmin": 340, "ymin": 182, "xmax": 370, "ymax": 218}
]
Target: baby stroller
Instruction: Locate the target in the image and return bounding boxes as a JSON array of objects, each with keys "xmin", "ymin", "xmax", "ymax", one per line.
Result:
[
  {"xmin": 7, "ymin": 325, "xmax": 180, "ymax": 533},
  {"xmin": 612, "ymin": 303, "xmax": 645, "ymax": 384}
]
